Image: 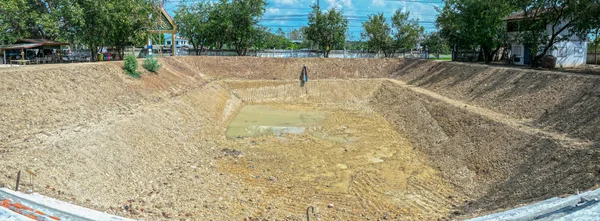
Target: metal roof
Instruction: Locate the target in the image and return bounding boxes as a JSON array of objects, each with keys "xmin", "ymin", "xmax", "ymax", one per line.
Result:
[
  {"xmin": 0, "ymin": 43, "xmax": 43, "ymax": 50},
  {"xmin": 0, "ymin": 39, "xmax": 69, "ymax": 51},
  {"xmin": 16, "ymin": 39, "xmax": 69, "ymax": 46}
]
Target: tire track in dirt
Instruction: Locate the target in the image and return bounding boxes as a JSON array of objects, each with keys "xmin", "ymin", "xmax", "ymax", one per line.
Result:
[
  {"xmin": 348, "ymin": 169, "xmax": 463, "ymax": 219},
  {"xmin": 349, "ymin": 170, "xmax": 390, "ymax": 213},
  {"xmin": 396, "ymin": 175, "xmax": 465, "ymax": 219}
]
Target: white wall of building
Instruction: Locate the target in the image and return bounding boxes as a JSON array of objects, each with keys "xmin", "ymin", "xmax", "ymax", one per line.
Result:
[
  {"xmin": 508, "ymin": 40, "xmax": 587, "ymax": 67},
  {"xmin": 551, "ymin": 40, "xmax": 587, "ymax": 67},
  {"xmin": 506, "ymin": 20, "xmax": 587, "ymax": 67}
]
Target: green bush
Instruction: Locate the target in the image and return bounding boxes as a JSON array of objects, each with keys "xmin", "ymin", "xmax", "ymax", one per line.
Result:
[
  {"xmin": 142, "ymin": 56, "xmax": 162, "ymax": 73},
  {"xmin": 124, "ymin": 55, "xmax": 141, "ymax": 78}
]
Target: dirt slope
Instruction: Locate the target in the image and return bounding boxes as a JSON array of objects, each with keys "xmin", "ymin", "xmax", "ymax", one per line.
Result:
[
  {"xmin": 168, "ymin": 56, "xmax": 600, "ymax": 142},
  {"xmin": 370, "ymin": 81, "xmax": 599, "ymax": 218},
  {"xmin": 389, "ymin": 60, "xmax": 600, "ymax": 142},
  {"xmin": 0, "ymin": 61, "xmax": 205, "ymax": 152},
  {"xmin": 165, "ymin": 56, "xmax": 404, "ymax": 80},
  {"xmin": 0, "ymin": 56, "xmax": 598, "ymax": 220}
]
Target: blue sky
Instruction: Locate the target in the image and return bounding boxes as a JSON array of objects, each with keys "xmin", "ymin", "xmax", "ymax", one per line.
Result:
[{"xmin": 164, "ymin": 0, "xmax": 444, "ymax": 40}]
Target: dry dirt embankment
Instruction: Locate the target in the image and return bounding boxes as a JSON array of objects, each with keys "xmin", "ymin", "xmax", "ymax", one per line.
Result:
[
  {"xmin": 370, "ymin": 81, "xmax": 599, "ymax": 219},
  {"xmin": 186, "ymin": 56, "xmax": 600, "ymax": 217},
  {"xmin": 167, "ymin": 56, "xmax": 404, "ymax": 80},
  {"xmin": 0, "ymin": 60, "xmax": 242, "ymax": 219},
  {"xmin": 0, "ymin": 60, "xmax": 205, "ymax": 151},
  {"xmin": 182, "ymin": 56, "xmax": 600, "ymax": 143},
  {"xmin": 0, "ymin": 56, "xmax": 598, "ymax": 220},
  {"xmin": 0, "ymin": 57, "xmax": 410, "ymax": 220},
  {"xmin": 389, "ymin": 60, "xmax": 600, "ymax": 143}
]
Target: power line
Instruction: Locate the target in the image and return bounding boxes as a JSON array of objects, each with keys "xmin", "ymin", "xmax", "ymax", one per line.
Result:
[{"xmin": 164, "ymin": 0, "xmax": 441, "ymax": 33}]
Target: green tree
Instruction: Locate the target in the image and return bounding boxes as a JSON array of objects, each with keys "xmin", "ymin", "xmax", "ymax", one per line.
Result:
[
  {"xmin": 423, "ymin": 31, "xmax": 450, "ymax": 58},
  {"xmin": 229, "ymin": 0, "xmax": 267, "ymax": 55},
  {"xmin": 0, "ymin": 0, "xmax": 76, "ymax": 43},
  {"xmin": 1, "ymin": 0, "xmax": 166, "ymax": 61},
  {"xmin": 258, "ymin": 28, "xmax": 293, "ymax": 49},
  {"xmin": 391, "ymin": 10, "xmax": 424, "ymax": 53},
  {"xmin": 436, "ymin": 0, "xmax": 516, "ymax": 63},
  {"xmin": 0, "ymin": 0, "xmax": 24, "ymax": 44},
  {"xmin": 275, "ymin": 28, "xmax": 285, "ymax": 38},
  {"xmin": 513, "ymin": 0, "xmax": 600, "ymax": 66},
  {"xmin": 206, "ymin": 0, "xmax": 232, "ymax": 49},
  {"xmin": 362, "ymin": 13, "xmax": 395, "ymax": 57},
  {"xmin": 345, "ymin": 41, "xmax": 367, "ymax": 50},
  {"xmin": 304, "ymin": 5, "xmax": 348, "ymax": 57},
  {"xmin": 64, "ymin": 0, "xmax": 155, "ymax": 61},
  {"xmin": 436, "ymin": 1, "xmax": 473, "ymax": 50},
  {"xmin": 287, "ymin": 28, "xmax": 304, "ymax": 41},
  {"xmin": 109, "ymin": 0, "xmax": 153, "ymax": 59},
  {"xmin": 174, "ymin": 1, "xmax": 213, "ymax": 55},
  {"xmin": 66, "ymin": 0, "xmax": 113, "ymax": 61}
]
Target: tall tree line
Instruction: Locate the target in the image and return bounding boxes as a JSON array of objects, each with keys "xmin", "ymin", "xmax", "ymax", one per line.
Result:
[
  {"xmin": 174, "ymin": 0, "xmax": 268, "ymax": 56},
  {"xmin": 0, "ymin": 0, "xmax": 155, "ymax": 60},
  {"xmin": 361, "ymin": 10, "xmax": 424, "ymax": 57}
]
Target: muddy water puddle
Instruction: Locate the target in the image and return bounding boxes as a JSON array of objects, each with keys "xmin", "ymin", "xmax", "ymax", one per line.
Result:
[
  {"xmin": 219, "ymin": 104, "xmax": 464, "ymax": 219},
  {"xmin": 226, "ymin": 105, "xmax": 355, "ymax": 142},
  {"xmin": 226, "ymin": 105, "xmax": 325, "ymax": 139}
]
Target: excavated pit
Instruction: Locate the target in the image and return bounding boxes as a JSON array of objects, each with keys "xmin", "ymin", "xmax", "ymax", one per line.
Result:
[
  {"xmin": 216, "ymin": 79, "xmax": 461, "ymax": 220},
  {"xmin": 0, "ymin": 57, "xmax": 598, "ymax": 220}
]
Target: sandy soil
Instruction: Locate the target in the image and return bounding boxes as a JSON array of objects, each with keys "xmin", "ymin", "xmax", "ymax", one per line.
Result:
[
  {"xmin": 217, "ymin": 104, "xmax": 465, "ymax": 220},
  {"xmin": 0, "ymin": 57, "xmax": 598, "ymax": 220}
]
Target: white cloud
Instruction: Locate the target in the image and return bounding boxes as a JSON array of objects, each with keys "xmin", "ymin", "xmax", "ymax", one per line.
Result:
[
  {"xmin": 371, "ymin": 0, "xmax": 385, "ymax": 7},
  {"xmin": 274, "ymin": 0, "xmax": 298, "ymax": 6},
  {"xmin": 266, "ymin": 7, "xmax": 281, "ymax": 15},
  {"xmin": 324, "ymin": 0, "xmax": 353, "ymax": 10},
  {"xmin": 340, "ymin": 0, "xmax": 352, "ymax": 8},
  {"xmin": 325, "ymin": 0, "xmax": 336, "ymax": 8}
]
